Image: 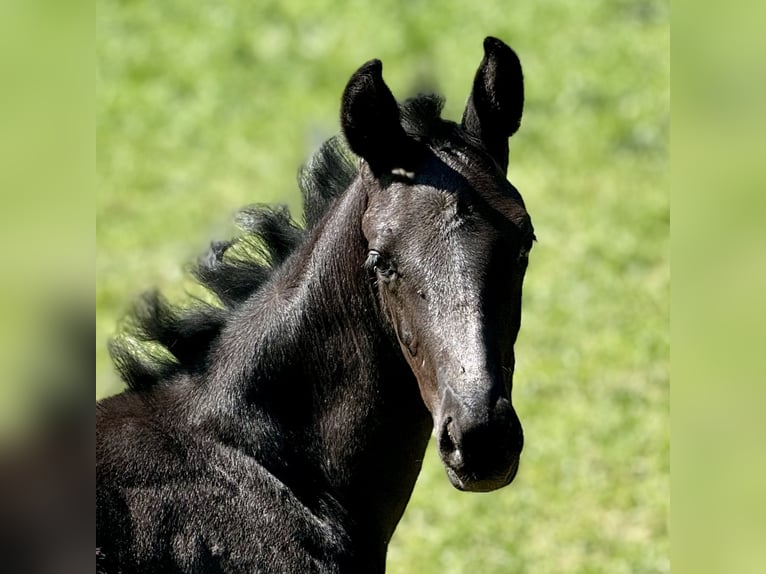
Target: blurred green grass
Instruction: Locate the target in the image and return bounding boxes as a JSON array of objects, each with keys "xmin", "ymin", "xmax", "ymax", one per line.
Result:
[{"xmin": 97, "ymin": 0, "xmax": 668, "ymax": 572}]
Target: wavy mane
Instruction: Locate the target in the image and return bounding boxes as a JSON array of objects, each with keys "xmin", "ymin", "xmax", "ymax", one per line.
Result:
[{"xmin": 108, "ymin": 95, "xmax": 446, "ymax": 393}]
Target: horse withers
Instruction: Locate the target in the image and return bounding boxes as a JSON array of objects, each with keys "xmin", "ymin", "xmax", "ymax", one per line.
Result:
[{"xmin": 97, "ymin": 36, "xmax": 535, "ymax": 573}]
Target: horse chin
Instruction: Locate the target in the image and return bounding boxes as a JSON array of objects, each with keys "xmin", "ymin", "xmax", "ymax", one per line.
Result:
[{"xmin": 443, "ymin": 455, "xmax": 520, "ymax": 493}]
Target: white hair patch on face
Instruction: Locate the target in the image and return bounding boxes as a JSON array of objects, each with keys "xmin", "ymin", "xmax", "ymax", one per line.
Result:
[{"xmin": 391, "ymin": 167, "xmax": 415, "ymax": 180}]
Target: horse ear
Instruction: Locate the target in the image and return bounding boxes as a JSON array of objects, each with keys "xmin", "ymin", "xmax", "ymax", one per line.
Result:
[
  {"xmin": 341, "ymin": 59, "xmax": 420, "ymax": 175},
  {"xmin": 461, "ymin": 37, "xmax": 524, "ymax": 173}
]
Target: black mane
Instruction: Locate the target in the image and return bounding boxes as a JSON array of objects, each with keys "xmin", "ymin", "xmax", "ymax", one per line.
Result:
[{"xmin": 108, "ymin": 94, "xmax": 447, "ymax": 393}]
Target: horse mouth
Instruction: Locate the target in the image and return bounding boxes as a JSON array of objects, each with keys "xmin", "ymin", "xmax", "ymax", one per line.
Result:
[{"xmin": 443, "ymin": 452, "xmax": 520, "ymax": 492}]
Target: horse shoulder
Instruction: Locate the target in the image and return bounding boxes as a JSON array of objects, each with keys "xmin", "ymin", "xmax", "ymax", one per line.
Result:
[{"xmin": 96, "ymin": 392, "xmax": 354, "ymax": 572}]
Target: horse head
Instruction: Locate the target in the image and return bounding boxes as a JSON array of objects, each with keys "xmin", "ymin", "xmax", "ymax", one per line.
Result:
[{"xmin": 341, "ymin": 37, "xmax": 534, "ymax": 492}]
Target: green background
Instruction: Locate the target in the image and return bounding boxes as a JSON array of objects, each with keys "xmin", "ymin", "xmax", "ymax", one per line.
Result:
[{"xmin": 97, "ymin": 0, "xmax": 668, "ymax": 571}]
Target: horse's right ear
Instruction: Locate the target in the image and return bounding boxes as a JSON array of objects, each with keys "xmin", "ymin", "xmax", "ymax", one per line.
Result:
[{"xmin": 341, "ymin": 59, "xmax": 420, "ymax": 175}]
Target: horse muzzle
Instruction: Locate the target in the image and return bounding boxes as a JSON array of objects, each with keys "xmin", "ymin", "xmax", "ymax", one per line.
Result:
[{"xmin": 436, "ymin": 392, "xmax": 524, "ymax": 492}]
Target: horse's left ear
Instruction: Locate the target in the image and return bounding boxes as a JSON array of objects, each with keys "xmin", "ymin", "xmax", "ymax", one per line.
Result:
[
  {"xmin": 461, "ymin": 37, "xmax": 524, "ymax": 173},
  {"xmin": 341, "ymin": 59, "xmax": 421, "ymax": 176}
]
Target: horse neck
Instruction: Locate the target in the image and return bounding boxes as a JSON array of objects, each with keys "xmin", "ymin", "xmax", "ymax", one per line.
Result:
[{"xmin": 199, "ymin": 177, "xmax": 433, "ymax": 550}]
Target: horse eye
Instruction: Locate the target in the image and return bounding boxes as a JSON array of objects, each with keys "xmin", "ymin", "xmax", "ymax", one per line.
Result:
[
  {"xmin": 365, "ymin": 250, "xmax": 394, "ymax": 278},
  {"xmin": 364, "ymin": 250, "xmax": 381, "ymax": 271},
  {"xmin": 518, "ymin": 235, "xmax": 535, "ymax": 263}
]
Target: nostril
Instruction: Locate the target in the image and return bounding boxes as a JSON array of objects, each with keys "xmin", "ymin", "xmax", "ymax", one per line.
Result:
[
  {"xmin": 438, "ymin": 417, "xmax": 455, "ymax": 453},
  {"xmin": 439, "ymin": 417, "xmax": 464, "ymax": 468}
]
